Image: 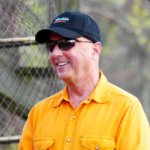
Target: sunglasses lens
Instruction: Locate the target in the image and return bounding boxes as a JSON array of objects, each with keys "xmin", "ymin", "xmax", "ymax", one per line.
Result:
[
  {"xmin": 58, "ymin": 40, "xmax": 75, "ymax": 51},
  {"xmin": 46, "ymin": 41, "xmax": 56, "ymax": 53},
  {"xmin": 46, "ymin": 39, "xmax": 76, "ymax": 53}
]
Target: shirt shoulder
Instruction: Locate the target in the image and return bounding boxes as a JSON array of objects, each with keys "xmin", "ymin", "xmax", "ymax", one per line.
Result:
[
  {"xmin": 107, "ymin": 82, "xmax": 140, "ymax": 107},
  {"xmin": 31, "ymin": 89, "xmax": 64, "ymax": 112}
]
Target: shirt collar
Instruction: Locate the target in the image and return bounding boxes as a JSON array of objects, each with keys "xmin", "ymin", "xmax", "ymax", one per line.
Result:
[
  {"xmin": 54, "ymin": 71, "xmax": 110, "ymax": 107},
  {"xmin": 53, "ymin": 87, "xmax": 69, "ymax": 107},
  {"xmin": 89, "ymin": 71, "xmax": 110, "ymax": 104}
]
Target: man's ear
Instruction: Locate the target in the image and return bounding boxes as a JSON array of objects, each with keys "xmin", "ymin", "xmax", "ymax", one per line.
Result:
[{"xmin": 92, "ymin": 42, "xmax": 102, "ymax": 59}]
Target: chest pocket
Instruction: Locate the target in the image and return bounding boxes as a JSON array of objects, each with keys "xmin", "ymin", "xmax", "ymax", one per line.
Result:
[
  {"xmin": 33, "ymin": 138, "xmax": 55, "ymax": 150},
  {"xmin": 80, "ymin": 136, "xmax": 116, "ymax": 150}
]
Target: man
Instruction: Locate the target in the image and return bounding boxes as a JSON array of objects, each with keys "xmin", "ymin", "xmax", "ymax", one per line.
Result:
[{"xmin": 18, "ymin": 11, "xmax": 150, "ymax": 150}]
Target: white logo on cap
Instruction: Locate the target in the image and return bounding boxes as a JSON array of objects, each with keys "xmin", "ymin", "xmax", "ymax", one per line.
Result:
[{"xmin": 54, "ymin": 17, "xmax": 69, "ymax": 23}]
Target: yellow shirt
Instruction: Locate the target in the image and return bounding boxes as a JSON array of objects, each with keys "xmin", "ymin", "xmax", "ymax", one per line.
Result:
[{"xmin": 18, "ymin": 72, "xmax": 150, "ymax": 150}]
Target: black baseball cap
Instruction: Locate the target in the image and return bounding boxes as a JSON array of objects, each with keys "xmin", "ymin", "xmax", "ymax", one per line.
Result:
[{"xmin": 35, "ymin": 11, "xmax": 101, "ymax": 43}]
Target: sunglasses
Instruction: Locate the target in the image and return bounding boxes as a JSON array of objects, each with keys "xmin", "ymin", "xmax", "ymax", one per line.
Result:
[{"xmin": 46, "ymin": 38, "xmax": 93, "ymax": 53}]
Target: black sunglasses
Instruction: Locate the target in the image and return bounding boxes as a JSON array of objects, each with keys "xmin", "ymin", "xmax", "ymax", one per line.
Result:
[{"xmin": 46, "ymin": 38, "xmax": 93, "ymax": 53}]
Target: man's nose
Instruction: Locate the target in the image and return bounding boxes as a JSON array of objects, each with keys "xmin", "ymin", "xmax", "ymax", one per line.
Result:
[{"xmin": 50, "ymin": 45, "xmax": 63, "ymax": 56}]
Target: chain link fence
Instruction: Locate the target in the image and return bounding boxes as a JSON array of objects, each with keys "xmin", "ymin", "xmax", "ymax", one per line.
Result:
[{"xmin": 0, "ymin": 0, "xmax": 66, "ymax": 144}]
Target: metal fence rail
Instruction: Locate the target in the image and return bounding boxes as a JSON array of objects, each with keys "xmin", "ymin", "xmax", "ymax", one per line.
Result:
[{"xmin": 0, "ymin": 136, "xmax": 20, "ymax": 144}]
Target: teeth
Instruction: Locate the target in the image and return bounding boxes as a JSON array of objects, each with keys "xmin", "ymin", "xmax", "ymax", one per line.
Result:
[{"xmin": 57, "ymin": 62, "xmax": 67, "ymax": 66}]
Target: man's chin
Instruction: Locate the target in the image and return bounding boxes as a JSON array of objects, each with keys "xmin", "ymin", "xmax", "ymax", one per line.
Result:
[{"xmin": 57, "ymin": 73, "xmax": 70, "ymax": 80}]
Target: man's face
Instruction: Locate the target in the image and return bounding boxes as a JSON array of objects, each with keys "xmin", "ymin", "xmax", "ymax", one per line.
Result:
[{"xmin": 48, "ymin": 33, "xmax": 97, "ymax": 82}]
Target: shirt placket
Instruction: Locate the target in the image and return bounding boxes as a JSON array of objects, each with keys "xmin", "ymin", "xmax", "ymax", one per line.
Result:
[{"xmin": 63, "ymin": 108, "xmax": 79, "ymax": 150}]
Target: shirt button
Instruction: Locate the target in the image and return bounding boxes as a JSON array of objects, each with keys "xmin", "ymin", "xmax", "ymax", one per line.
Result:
[
  {"xmin": 72, "ymin": 115, "xmax": 76, "ymax": 119},
  {"xmin": 66, "ymin": 138, "xmax": 71, "ymax": 142},
  {"xmin": 95, "ymin": 145, "xmax": 99, "ymax": 150}
]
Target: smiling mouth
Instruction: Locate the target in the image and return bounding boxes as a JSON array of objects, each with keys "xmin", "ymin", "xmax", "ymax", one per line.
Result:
[{"xmin": 57, "ymin": 61, "xmax": 69, "ymax": 66}]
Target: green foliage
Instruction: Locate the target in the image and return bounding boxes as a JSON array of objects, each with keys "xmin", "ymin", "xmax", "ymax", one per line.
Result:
[
  {"xmin": 0, "ymin": 143, "xmax": 18, "ymax": 150},
  {"xmin": 107, "ymin": 0, "xmax": 126, "ymax": 6},
  {"xmin": 24, "ymin": 0, "xmax": 46, "ymax": 16},
  {"xmin": 55, "ymin": 0, "xmax": 79, "ymax": 13},
  {"xmin": 127, "ymin": 0, "xmax": 150, "ymax": 48},
  {"xmin": 31, "ymin": 4, "xmax": 45, "ymax": 16},
  {"xmin": 103, "ymin": 24, "xmax": 119, "ymax": 55}
]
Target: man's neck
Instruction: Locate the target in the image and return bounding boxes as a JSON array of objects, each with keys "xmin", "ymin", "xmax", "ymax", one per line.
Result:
[{"xmin": 67, "ymin": 71, "xmax": 100, "ymax": 108}]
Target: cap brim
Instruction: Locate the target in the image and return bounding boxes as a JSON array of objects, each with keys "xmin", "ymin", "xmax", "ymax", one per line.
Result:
[{"xmin": 35, "ymin": 27, "xmax": 82, "ymax": 43}]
